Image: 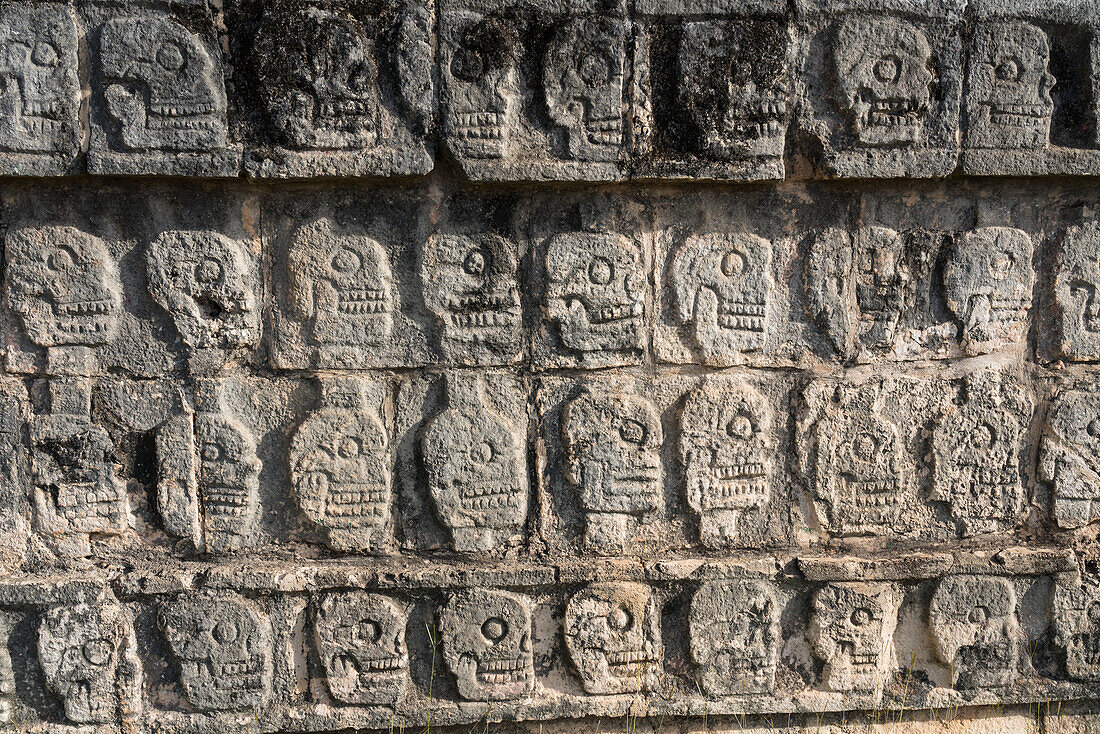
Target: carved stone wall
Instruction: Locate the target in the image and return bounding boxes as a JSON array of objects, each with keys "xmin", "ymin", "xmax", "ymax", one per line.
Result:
[{"xmin": 0, "ymin": 1, "xmax": 1099, "ymax": 733}]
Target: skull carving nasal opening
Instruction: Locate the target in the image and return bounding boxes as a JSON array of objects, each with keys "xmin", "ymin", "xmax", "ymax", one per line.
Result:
[
  {"xmin": 441, "ymin": 589, "xmax": 534, "ymax": 701},
  {"xmin": 832, "ymin": 16, "xmax": 932, "ymax": 146}
]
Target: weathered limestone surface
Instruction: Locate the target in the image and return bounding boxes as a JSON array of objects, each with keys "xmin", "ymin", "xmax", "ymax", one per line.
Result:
[{"xmin": 1, "ymin": 2, "xmax": 1100, "ymax": 734}]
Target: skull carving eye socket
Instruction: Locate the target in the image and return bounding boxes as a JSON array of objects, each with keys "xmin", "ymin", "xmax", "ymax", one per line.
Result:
[
  {"xmin": 81, "ymin": 638, "xmax": 112, "ymax": 666},
  {"xmin": 451, "ymin": 46, "xmax": 486, "ymax": 82},
  {"xmin": 196, "ymin": 257, "xmax": 224, "ymax": 284},
  {"xmin": 156, "ymin": 41, "xmax": 186, "ymax": 71},
  {"xmin": 990, "ymin": 251, "xmax": 1015, "ymax": 280},
  {"xmin": 338, "ymin": 437, "xmax": 361, "ymax": 458},
  {"xmin": 212, "ymin": 619, "xmax": 240, "ymax": 644},
  {"xmin": 968, "ymin": 606, "xmax": 989, "ymax": 624},
  {"xmin": 469, "ymin": 441, "xmax": 495, "ymax": 465},
  {"xmin": 46, "ymin": 246, "xmax": 76, "ymax": 272},
  {"xmin": 995, "ymin": 57, "xmax": 1022, "ymax": 82},
  {"xmin": 972, "ymin": 423, "xmax": 996, "ymax": 450},
  {"xmin": 851, "ymin": 432, "xmax": 879, "ymax": 462},
  {"xmin": 482, "ymin": 616, "xmax": 508, "ymax": 642},
  {"xmin": 726, "ymin": 413, "xmax": 754, "ymax": 440},
  {"xmin": 578, "ymin": 50, "xmax": 613, "ymax": 86},
  {"xmin": 1087, "ymin": 419, "xmax": 1100, "ymax": 440},
  {"xmin": 721, "ymin": 249, "xmax": 747, "ymax": 277},
  {"xmin": 588, "ymin": 256, "xmax": 613, "ymax": 285},
  {"xmin": 608, "ymin": 605, "xmax": 633, "ymax": 631},
  {"xmin": 873, "ymin": 55, "xmax": 901, "ymax": 83},
  {"xmin": 331, "ymin": 247, "xmax": 362, "ymax": 274},
  {"xmin": 463, "ymin": 249, "xmax": 487, "ymax": 277},
  {"xmin": 200, "ymin": 442, "xmax": 223, "ymax": 462},
  {"xmin": 618, "ymin": 419, "xmax": 647, "ymax": 445},
  {"xmin": 850, "ymin": 607, "xmax": 873, "ymax": 626},
  {"xmin": 358, "ymin": 619, "xmax": 382, "ymax": 643},
  {"xmin": 32, "ymin": 41, "xmax": 59, "ymax": 67}
]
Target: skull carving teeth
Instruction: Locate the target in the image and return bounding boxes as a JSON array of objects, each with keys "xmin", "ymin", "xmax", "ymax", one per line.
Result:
[
  {"xmin": 564, "ymin": 582, "xmax": 661, "ymax": 695},
  {"xmin": 440, "ymin": 589, "xmax": 534, "ymax": 701},
  {"xmin": 832, "ymin": 16, "xmax": 933, "ymax": 146},
  {"xmin": 314, "ymin": 592, "xmax": 408, "ymax": 705}
]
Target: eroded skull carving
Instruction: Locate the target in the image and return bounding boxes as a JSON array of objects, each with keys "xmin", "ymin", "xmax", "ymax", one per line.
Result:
[
  {"xmin": 314, "ymin": 592, "xmax": 408, "ymax": 705},
  {"xmin": 420, "ymin": 373, "xmax": 526, "ymax": 552},
  {"xmin": 6, "ymin": 225, "xmax": 121, "ymax": 348},
  {"xmin": 440, "ymin": 589, "xmax": 534, "ymax": 701},
  {"xmin": 1053, "ymin": 580, "xmax": 1100, "ymax": 681},
  {"xmin": 1040, "ymin": 388, "xmax": 1100, "ymax": 528},
  {"xmin": 832, "ymin": 16, "xmax": 932, "ymax": 146},
  {"xmin": 943, "ymin": 227, "xmax": 1034, "ymax": 353},
  {"xmin": 1056, "ymin": 221, "xmax": 1100, "ymax": 360},
  {"xmin": 930, "ymin": 575, "xmax": 1020, "ymax": 689},
  {"xmin": 678, "ymin": 20, "xmax": 789, "ymax": 160},
  {"xmin": 564, "ymin": 582, "xmax": 661, "ymax": 695},
  {"xmin": 194, "ymin": 381, "xmax": 262, "ymax": 554},
  {"xmin": 689, "ymin": 580, "xmax": 779, "ymax": 696},
  {"xmin": 546, "ymin": 231, "xmax": 645, "ymax": 359},
  {"xmin": 679, "ymin": 377, "xmax": 772, "ymax": 548},
  {"xmin": 809, "ymin": 583, "xmax": 898, "ymax": 692},
  {"xmin": 99, "ymin": 13, "xmax": 228, "ymax": 151},
  {"xmin": 289, "ymin": 218, "xmax": 394, "ymax": 353},
  {"xmin": 543, "ymin": 16, "xmax": 626, "ymax": 162},
  {"xmin": 256, "ymin": 4, "xmax": 381, "ymax": 150},
  {"xmin": 808, "ymin": 385, "xmax": 911, "ymax": 535},
  {"xmin": 37, "ymin": 602, "xmax": 139, "ymax": 725},
  {"xmin": 30, "ymin": 380, "xmax": 128, "ymax": 555},
  {"xmin": 146, "ymin": 230, "xmax": 259, "ymax": 354},
  {"xmin": 966, "ymin": 21, "xmax": 1055, "ymax": 149},
  {"xmin": 562, "ymin": 386, "xmax": 663, "ymax": 554},
  {"xmin": 932, "ymin": 373, "xmax": 1027, "ymax": 536},
  {"xmin": 0, "ymin": 4, "xmax": 80, "ymax": 154},
  {"xmin": 290, "ymin": 376, "xmax": 391, "ymax": 552},
  {"xmin": 444, "ymin": 12, "xmax": 517, "ymax": 159},
  {"xmin": 671, "ymin": 232, "xmax": 772, "ymax": 361},
  {"xmin": 421, "ymin": 233, "xmax": 521, "ymax": 364},
  {"xmin": 159, "ymin": 592, "xmax": 273, "ymax": 711}
]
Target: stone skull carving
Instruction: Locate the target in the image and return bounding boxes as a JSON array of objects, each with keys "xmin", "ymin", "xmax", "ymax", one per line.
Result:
[
  {"xmin": 546, "ymin": 231, "xmax": 645, "ymax": 358},
  {"xmin": 564, "ymin": 582, "xmax": 661, "ymax": 695},
  {"xmin": 37, "ymin": 602, "xmax": 137, "ymax": 725},
  {"xmin": 931, "ymin": 373, "xmax": 1026, "ymax": 536},
  {"xmin": 257, "ymin": 4, "xmax": 381, "ymax": 150},
  {"xmin": 99, "ymin": 13, "xmax": 228, "ymax": 151},
  {"xmin": 159, "ymin": 592, "xmax": 273, "ymax": 711},
  {"xmin": 1040, "ymin": 388, "xmax": 1100, "ymax": 529},
  {"xmin": 679, "ymin": 377, "xmax": 772, "ymax": 548},
  {"xmin": 6, "ymin": 225, "xmax": 122, "ymax": 348},
  {"xmin": 678, "ymin": 20, "xmax": 789, "ymax": 160},
  {"xmin": 809, "ymin": 583, "xmax": 898, "ymax": 692},
  {"xmin": 314, "ymin": 592, "xmax": 408, "ymax": 705},
  {"xmin": 809, "ymin": 385, "xmax": 910, "ymax": 535},
  {"xmin": 671, "ymin": 232, "xmax": 772, "ymax": 361},
  {"xmin": 929, "ymin": 575, "xmax": 1020, "ymax": 689},
  {"xmin": 420, "ymin": 373, "xmax": 526, "ymax": 552},
  {"xmin": 543, "ymin": 16, "xmax": 626, "ymax": 162},
  {"xmin": 0, "ymin": 4, "xmax": 79, "ymax": 154},
  {"xmin": 146, "ymin": 230, "xmax": 259, "ymax": 353},
  {"xmin": 689, "ymin": 580, "xmax": 779, "ymax": 696},
  {"xmin": 289, "ymin": 218, "xmax": 394, "ymax": 351},
  {"xmin": 832, "ymin": 16, "xmax": 932, "ymax": 146},
  {"xmin": 421, "ymin": 233, "xmax": 521, "ymax": 363},
  {"xmin": 966, "ymin": 21, "xmax": 1055, "ymax": 150},
  {"xmin": 440, "ymin": 589, "xmax": 534, "ymax": 701},
  {"xmin": 562, "ymin": 386, "xmax": 663, "ymax": 553},
  {"xmin": 444, "ymin": 11, "xmax": 517, "ymax": 159},
  {"xmin": 943, "ymin": 227, "xmax": 1034, "ymax": 353},
  {"xmin": 1053, "ymin": 581, "xmax": 1100, "ymax": 681},
  {"xmin": 1055, "ymin": 221, "xmax": 1100, "ymax": 360},
  {"xmin": 194, "ymin": 382, "xmax": 262, "ymax": 554},
  {"xmin": 290, "ymin": 376, "xmax": 391, "ymax": 552}
]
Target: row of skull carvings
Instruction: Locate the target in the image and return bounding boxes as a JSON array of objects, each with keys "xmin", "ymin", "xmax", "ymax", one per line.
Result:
[
  {"xmin": 17, "ymin": 365, "xmax": 1099, "ymax": 558},
  {"xmin": 1, "ymin": 1, "xmax": 1097, "ymax": 178},
  {"xmin": 23, "ymin": 573, "xmax": 1100, "ymax": 727},
  {"xmin": 6, "ymin": 219, "xmax": 1091, "ymax": 373}
]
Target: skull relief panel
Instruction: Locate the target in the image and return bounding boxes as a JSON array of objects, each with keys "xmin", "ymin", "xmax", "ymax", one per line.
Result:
[
  {"xmin": 440, "ymin": 589, "xmax": 534, "ymax": 701},
  {"xmin": 313, "ymin": 592, "xmax": 408, "ymax": 705},
  {"xmin": 929, "ymin": 575, "xmax": 1020, "ymax": 689},
  {"xmin": 689, "ymin": 580, "xmax": 780, "ymax": 696},
  {"xmin": 1039, "ymin": 387, "xmax": 1100, "ymax": 529},
  {"xmin": 1053, "ymin": 580, "xmax": 1100, "ymax": 682},
  {"xmin": 564, "ymin": 582, "xmax": 661, "ymax": 695},
  {"xmin": 1055, "ymin": 221, "xmax": 1100, "ymax": 360},
  {"xmin": 809, "ymin": 583, "xmax": 899, "ymax": 693}
]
